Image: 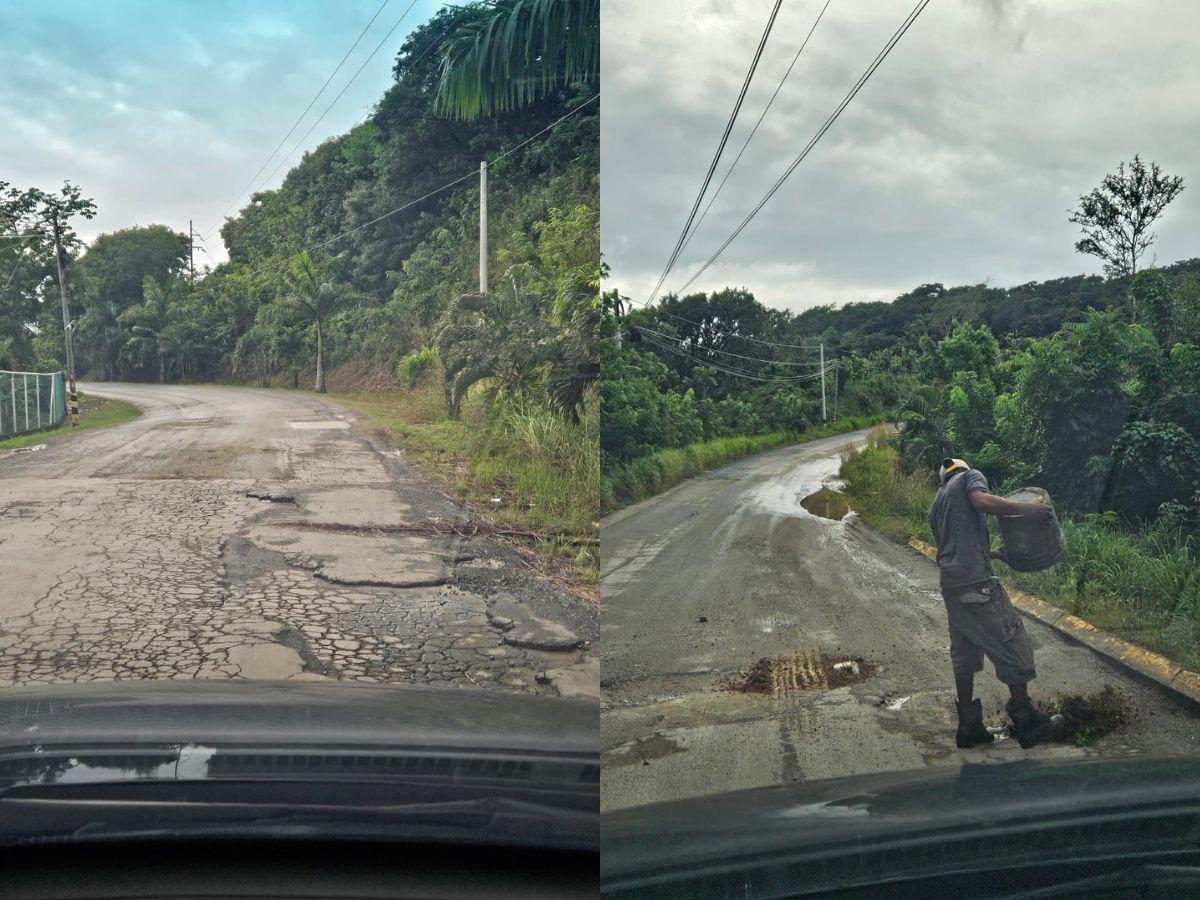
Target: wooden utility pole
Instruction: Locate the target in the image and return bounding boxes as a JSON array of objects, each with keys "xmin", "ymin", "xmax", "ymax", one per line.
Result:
[
  {"xmin": 189, "ymin": 219, "xmax": 195, "ymax": 283},
  {"xmin": 51, "ymin": 209, "xmax": 78, "ymax": 425},
  {"xmin": 479, "ymin": 160, "xmax": 488, "ymax": 293}
]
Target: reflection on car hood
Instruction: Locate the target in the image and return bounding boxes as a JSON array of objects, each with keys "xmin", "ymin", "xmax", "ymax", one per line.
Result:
[
  {"xmin": 602, "ymin": 755, "xmax": 1200, "ymax": 897},
  {"xmin": 0, "ymin": 680, "xmax": 598, "ymax": 850}
]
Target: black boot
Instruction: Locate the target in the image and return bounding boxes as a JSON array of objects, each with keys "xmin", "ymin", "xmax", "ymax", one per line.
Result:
[
  {"xmin": 955, "ymin": 698, "xmax": 994, "ymax": 748},
  {"xmin": 1006, "ymin": 697, "xmax": 1057, "ymax": 749}
]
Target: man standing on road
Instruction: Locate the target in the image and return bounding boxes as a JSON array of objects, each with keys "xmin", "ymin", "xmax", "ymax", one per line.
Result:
[{"xmin": 929, "ymin": 458, "xmax": 1057, "ymax": 749}]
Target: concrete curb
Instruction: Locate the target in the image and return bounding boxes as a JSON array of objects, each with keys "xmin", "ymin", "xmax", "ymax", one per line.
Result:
[{"xmin": 907, "ymin": 537, "xmax": 1200, "ymax": 707}]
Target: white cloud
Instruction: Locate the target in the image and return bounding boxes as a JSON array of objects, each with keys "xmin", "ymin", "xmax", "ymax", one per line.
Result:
[{"xmin": 603, "ymin": 0, "xmax": 1200, "ymax": 311}]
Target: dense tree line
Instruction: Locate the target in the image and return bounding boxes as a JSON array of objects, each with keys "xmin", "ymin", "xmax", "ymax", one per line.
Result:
[{"xmin": 2, "ymin": 1, "xmax": 598, "ymax": 429}]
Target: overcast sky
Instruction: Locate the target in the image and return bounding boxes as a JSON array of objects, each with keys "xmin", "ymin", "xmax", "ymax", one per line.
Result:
[
  {"xmin": 0, "ymin": 0, "xmax": 448, "ymax": 266},
  {"xmin": 602, "ymin": 0, "xmax": 1200, "ymax": 312}
]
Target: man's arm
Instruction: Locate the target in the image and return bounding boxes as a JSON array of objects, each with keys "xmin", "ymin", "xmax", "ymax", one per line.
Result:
[{"xmin": 968, "ymin": 489, "xmax": 1052, "ymax": 521}]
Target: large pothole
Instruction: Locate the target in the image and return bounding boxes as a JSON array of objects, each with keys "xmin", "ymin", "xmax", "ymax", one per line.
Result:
[
  {"xmin": 800, "ymin": 487, "xmax": 852, "ymax": 520},
  {"xmin": 724, "ymin": 653, "xmax": 875, "ymax": 696},
  {"xmin": 1036, "ymin": 685, "xmax": 1132, "ymax": 745}
]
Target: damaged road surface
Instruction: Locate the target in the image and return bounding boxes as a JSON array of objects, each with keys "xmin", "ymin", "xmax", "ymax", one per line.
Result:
[
  {"xmin": 600, "ymin": 429, "xmax": 1200, "ymax": 811},
  {"xmin": 0, "ymin": 383, "xmax": 596, "ymax": 700}
]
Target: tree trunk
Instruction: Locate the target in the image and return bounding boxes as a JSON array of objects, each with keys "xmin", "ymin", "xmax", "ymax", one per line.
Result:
[
  {"xmin": 158, "ymin": 351, "xmax": 165, "ymax": 384},
  {"xmin": 314, "ymin": 321, "xmax": 325, "ymax": 393},
  {"xmin": 292, "ymin": 368, "xmax": 299, "ymax": 389}
]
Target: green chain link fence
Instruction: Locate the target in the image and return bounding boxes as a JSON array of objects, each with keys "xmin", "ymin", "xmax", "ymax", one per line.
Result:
[{"xmin": 0, "ymin": 370, "xmax": 65, "ymax": 438}]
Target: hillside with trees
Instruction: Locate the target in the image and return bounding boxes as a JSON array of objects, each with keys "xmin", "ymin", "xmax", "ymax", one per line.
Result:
[{"xmin": 1, "ymin": 0, "xmax": 599, "ymax": 574}]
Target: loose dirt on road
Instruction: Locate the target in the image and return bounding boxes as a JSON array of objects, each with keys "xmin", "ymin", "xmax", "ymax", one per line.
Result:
[
  {"xmin": 0, "ymin": 383, "xmax": 596, "ymax": 700},
  {"xmin": 600, "ymin": 429, "xmax": 1200, "ymax": 812}
]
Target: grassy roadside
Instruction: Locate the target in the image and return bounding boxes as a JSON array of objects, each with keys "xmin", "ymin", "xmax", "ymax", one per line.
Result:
[
  {"xmin": 0, "ymin": 393, "xmax": 141, "ymax": 451},
  {"xmin": 839, "ymin": 430, "xmax": 1200, "ymax": 671},
  {"xmin": 601, "ymin": 414, "xmax": 887, "ymax": 514},
  {"xmin": 300, "ymin": 372, "xmax": 598, "ymax": 585}
]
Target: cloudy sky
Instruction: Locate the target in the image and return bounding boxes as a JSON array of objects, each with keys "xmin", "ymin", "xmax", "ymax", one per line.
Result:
[
  {"xmin": 602, "ymin": 0, "xmax": 1200, "ymax": 312},
  {"xmin": 0, "ymin": 0, "xmax": 449, "ymax": 266}
]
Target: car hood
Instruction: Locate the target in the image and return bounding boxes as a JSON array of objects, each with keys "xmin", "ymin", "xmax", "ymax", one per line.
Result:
[
  {"xmin": 602, "ymin": 755, "xmax": 1200, "ymax": 896},
  {"xmin": 0, "ymin": 680, "xmax": 598, "ymax": 850}
]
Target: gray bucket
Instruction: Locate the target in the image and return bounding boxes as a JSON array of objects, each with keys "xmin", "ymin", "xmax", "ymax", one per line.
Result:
[{"xmin": 996, "ymin": 487, "xmax": 1065, "ymax": 572}]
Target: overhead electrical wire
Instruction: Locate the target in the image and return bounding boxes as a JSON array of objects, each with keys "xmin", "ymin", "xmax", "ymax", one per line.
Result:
[
  {"xmin": 639, "ymin": 331, "xmax": 836, "ymax": 383},
  {"xmin": 677, "ymin": 0, "xmax": 833, "ymax": 258},
  {"xmin": 674, "ymin": 0, "xmax": 932, "ymax": 296},
  {"xmin": 643, "ymin": 0, "xmax": 785, "ymax": 308},
  {"xmin": 633, "ymin": 325, "xmax": 821, "ymax": 367},
  {"xmin": 241, "ymin": 93, "xmax": 599, "ymax": 282},
  {"xmin": 245, "ymin": 0, "xmax": 426, "ymax": 209},
  {"xmin": 655, "ymin": 309, "xmax": 838, "ymax": 351},
  {"xmin": 203, "ymin": 0, "xmax": 394, "ymax": 241}
]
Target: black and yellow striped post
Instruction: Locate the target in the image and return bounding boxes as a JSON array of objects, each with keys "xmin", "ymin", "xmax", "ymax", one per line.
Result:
[{"xmin": 68, "ymin": 377, "xmax": 78, "ymax": 426}]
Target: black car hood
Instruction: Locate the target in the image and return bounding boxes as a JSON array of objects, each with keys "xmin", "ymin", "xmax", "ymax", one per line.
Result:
[
  {"xmin": 0, "ymin": 681, "xmax": 598, "ymax": 850},
  {"xmin": 602, "ymin": 755, "xmax": 1200, "ymax": 897}
]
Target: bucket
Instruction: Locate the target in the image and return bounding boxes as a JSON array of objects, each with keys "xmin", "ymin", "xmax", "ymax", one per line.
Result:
[{"xmin": 996, "ymin": 487, "xmax": 1065, "ymax": 572}]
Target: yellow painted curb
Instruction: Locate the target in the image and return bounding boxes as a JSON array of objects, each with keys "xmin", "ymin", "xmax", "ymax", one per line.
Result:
[{"xmin": 906, "ymin": 537, "xmax": 1200, "ymax": 707}]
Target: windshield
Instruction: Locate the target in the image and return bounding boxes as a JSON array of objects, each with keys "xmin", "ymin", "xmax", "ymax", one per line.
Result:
[{"xmin": 0, "ymin": 0, "xmax": 599, "ymax": 847}]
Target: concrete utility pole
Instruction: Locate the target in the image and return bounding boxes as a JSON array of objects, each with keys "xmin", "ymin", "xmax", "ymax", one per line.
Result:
[
  {"xmin": 820, "ymin": 342, "xmax": 827, "ymax": 422},
  {"xmin": 51, "ymin": 209, "xmax": 78, "ymax": 425},
  {"xmin": 830, "ymin": 360, "xmax": 840, "ymax": 422},
  {"xmin": 479, "ymin": 160, "xmax": 488, "ymax": 293},
  {"xmin": 189, "ymin": 219, "xmax": 195, "ymax": 283}
]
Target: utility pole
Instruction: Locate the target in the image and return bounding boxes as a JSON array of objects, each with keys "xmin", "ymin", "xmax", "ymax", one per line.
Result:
[
  {"xmin": 819, "ymin": 342, "xmax": 827, "ymax": 422},
  {"xmin": 830, "ymin": 360, "xmax": 840, "ymax": 422},
  {"xmin": 51, "ymin": 209, "xmax": 78, "ymax": 425},
  {"xmin": 479, "ymin": 160, "xmax": 488, "ymax": 293},
  {"xmin": 189, "ymin": 219, "xmax": 195, "ymax": 283}
]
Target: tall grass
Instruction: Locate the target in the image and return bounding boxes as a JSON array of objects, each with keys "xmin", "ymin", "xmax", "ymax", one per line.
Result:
[
  {"xmin": 602, "ymin": 415, "xmax": 885, "ymax": 513},
  {"xmin": 840, "ymin": 432, "xmax": 1200, "ymax": 670},
  {"xmin": 332, "ymin": 362, "xmax": 598, "ymax": 581}
]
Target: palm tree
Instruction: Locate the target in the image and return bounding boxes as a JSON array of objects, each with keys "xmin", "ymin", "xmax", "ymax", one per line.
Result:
[
  {"xmin": 281, "ymin": 252, "xmax": 340, "ymax": 393},
  {"xmin": 76, "ymin": 297, "xmax": 125, "ymax": 381},
  {"xmin": 435, "ymin": 0, "xmax": 599, "ymax": 121},
  {"xmin": 120, "ymin": 275, "xmax": 180, "ymax": 383}
]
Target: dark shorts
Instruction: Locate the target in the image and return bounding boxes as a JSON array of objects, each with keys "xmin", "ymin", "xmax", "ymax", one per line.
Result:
[{"xmin": 941, "ymin": 578, "xmax": 1036, "ymax": 685}]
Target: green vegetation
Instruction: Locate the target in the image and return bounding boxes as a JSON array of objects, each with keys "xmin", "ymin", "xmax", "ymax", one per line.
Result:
[
  {"xmin": 0, "ymin": 393, "xmax": 140, "ymax": 450},
  {"xmin": 604, "ymin": 415, "xmax": 883, "ymax": 512},
  {"xmin": 330, "ymin": 361, "xmax": 597, "ymax": 579},
  {"xmin": 1, "ymin": 2, "xmax": 599, "ymax": 571}
]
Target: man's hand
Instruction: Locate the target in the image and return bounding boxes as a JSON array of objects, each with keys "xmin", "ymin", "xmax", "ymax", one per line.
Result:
[{"xmin": 990, "ymin": 546, "xmax": 1008, "ymax": 562}]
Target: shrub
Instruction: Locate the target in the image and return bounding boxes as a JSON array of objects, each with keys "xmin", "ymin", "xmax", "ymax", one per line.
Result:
[{"xmin": 396, "ymin": 345, "xmax": 437, "ymax": 388}]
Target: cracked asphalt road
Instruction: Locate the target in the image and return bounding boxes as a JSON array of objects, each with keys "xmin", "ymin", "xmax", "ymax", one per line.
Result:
[
  {"xmin": 600, "ymin": 429, "xmax": 1200, "ymax": 811},
  {"xmin": 0, "ymin": 383, "xmax": 597, "ymax": 699}
]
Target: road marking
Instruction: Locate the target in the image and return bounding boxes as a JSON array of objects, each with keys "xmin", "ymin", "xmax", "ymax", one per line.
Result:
[{"xmin": 289, "ymin": 421, "xmax": 349, "ymax": 430}]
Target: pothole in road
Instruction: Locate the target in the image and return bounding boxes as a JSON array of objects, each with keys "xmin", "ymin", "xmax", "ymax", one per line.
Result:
[
  {"xmin": 800, "ymin": 487, "xmax": 852, "ymax": 520},
  {"xmin": 1035, "ymin": 685, "xmax": 1133, "ymax": 745},
  {"xmin": 723, "ymin": 653, "xmax": 875, "ymax": 696},
  {"xmin": 602, "ymin": 734, "xmax": 685, "ymax": 768}
]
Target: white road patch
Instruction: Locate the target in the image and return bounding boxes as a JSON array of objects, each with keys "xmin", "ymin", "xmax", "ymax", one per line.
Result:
[{"xmin": 289, "ymin": 421, "xmax": 349, "ymax": 430}]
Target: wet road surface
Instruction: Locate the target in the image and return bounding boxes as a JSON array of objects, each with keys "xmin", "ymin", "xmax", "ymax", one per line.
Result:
[
  {"xmin": 0, "ymin": 383, "xmax": 596, "ymax": 698},
  {"xmin": 600, "ymin": 428, "xmax": 1200, "ymax": 810}
]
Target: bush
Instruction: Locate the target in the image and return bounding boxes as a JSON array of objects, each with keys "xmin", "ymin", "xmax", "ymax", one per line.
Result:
[{"xmin": 396, "ymin": 345, "xmax": 437, "ymax": 388}]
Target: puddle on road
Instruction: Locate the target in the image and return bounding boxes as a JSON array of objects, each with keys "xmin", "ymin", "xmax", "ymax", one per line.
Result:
[
  {"xmin": 1035, "ymin": 685, "xmax": 1132, "ymax": 745},
  {"xmin": 799, "ymin": 487, "xmax": 852, "ymax": 521},
  {"xmin": 603, "ymin": 734, "xmax": 685, "ymax": 768},
  {"xmin": 724, "ymin": 652, "xmax": 875, "ymax": 696}
]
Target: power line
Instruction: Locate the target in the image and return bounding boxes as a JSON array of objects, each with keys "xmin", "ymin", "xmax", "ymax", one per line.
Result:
[
  {"xmin": 678, "ymin": 0, "xmax": 833, "ymax": 258},
  {"xmin": 244, "ymin": 0, "xmax": 426, "ymax": 213},
  {"xmin": 674, "ymin": 0, "xmax": 932, "ymax": 297},
  {"xmin": 639, "ymin": 331, "xmax": 836, "ymax": 383},
  {"xmin": 654, "ymin": 309, "xmax": 837, "ymax": 351},
  {"xmin": 644, "ymin": 0, "xmax": 785, "ymax": 308},
  {"xmin": 633, "ymin": 325, "xmax": 823, "ymax": 367},
  {"xmin": 242, "ymin": 93, "xmax": 599, "ymax": 282},
  {"xmin": 203, "ymin": 0, "xmax": 394, "ymax": 241}
]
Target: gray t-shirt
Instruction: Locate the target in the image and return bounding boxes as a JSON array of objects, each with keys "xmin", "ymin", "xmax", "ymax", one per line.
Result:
[{"xmin": 929, "ymin": 468, "xmax": 993, "ymax": 591}]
